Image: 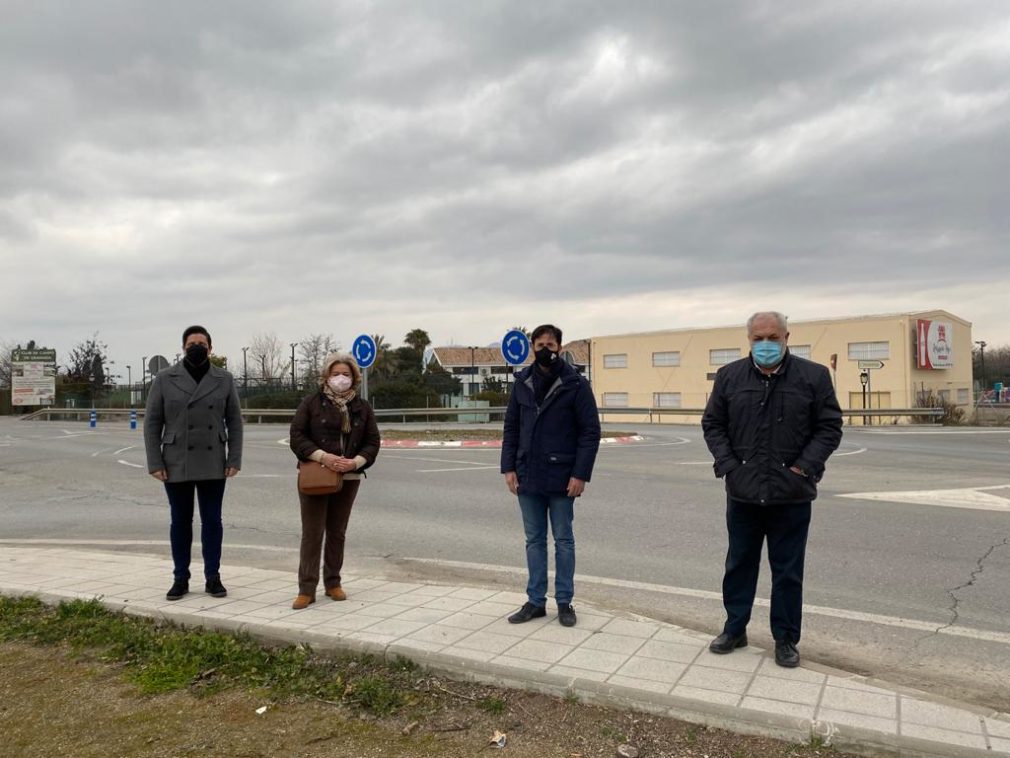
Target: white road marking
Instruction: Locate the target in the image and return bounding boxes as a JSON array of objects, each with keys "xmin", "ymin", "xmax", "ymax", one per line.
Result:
[
  {"xmin": 602, "ymin": 437, "xmax": 690, "ymax": 450},
  {"xmin": 113, "ymin": 445, "xmax": 135, "ymax": 455},
  {"xmin": 0, "ymin": 539, "xmax": 295, "ymax": 553},
  {"xmin": 417, "ymin": 465, "xmax": 499, "ymax": 473},
  {"xmin": 857, "ymin": 429, "xmax": 1010, "ymax": 435},
  {"xmin": 834, "ymin": 447, "xmax": 867, "ymax": 456},
  {"xmin": 678, "ymin": 461, "xmax": 713, "ymax": 465},
  {"xmin": 838, "ymin": 485, "xmax": 1010, "ymax": 512},
  {"xmin": 117, "ymin": 459, "xmax": 144, "ymax": 468},
  {"xmin": 404, "ymin": 557, "xmax": 1010, "ymax": 646},
  {"xmin": 383, "ymin": 454, "xmax": 495, "ymax": 466}
]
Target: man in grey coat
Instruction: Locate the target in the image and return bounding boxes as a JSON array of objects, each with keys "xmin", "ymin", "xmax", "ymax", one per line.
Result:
[{"xmin": 144, "ymin": 325, "xmax": 243, "ymax": 601}]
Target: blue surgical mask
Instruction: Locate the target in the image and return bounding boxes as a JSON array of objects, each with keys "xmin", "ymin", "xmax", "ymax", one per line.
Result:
[{"xmin": 752, "ymin": 339, "xmax": 784, "ymax": 368}]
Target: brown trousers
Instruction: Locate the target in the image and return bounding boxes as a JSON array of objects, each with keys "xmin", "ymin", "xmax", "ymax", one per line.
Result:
[{"xmin": 297, "ymin": 480, "xmax": 360, "ymax": 596}]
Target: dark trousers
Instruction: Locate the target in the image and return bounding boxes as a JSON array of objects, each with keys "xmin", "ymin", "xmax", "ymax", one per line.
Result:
[
  {"xmin": 164, "ymin": 479, "xmax": 226, "ymax": 582},
  {"xmin": 722, "ymin": 496, "xmax": 811, "ymax": 643},
  {"xmin": 298, "ymin": 480, "xmax": 360, "ymax": 596}
]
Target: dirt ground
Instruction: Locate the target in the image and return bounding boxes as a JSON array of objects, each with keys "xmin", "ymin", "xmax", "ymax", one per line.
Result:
[{"xmin": 0, "ymin": 643, "xmax": 852, "ymax": 758}]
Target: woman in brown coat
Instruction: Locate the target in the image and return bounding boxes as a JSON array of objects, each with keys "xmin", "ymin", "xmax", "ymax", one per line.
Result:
[{"xmin": 289, "ymin": 352, "xmax": 381, "ymax": 609}]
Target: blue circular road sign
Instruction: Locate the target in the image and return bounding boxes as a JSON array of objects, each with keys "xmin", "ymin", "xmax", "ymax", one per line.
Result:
[
  {"xmin": 352, "ymin": 334, "xmax": 377, "ymax": 369},
  {"xmin": 501, "ymin": 330, "xmax": 531, "ymax": 366}
]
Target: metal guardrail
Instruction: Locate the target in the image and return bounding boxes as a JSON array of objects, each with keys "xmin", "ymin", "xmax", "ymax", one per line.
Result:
[{"xmin": 18, "ymin": 405, "xmax": 945, "ymax": 423}]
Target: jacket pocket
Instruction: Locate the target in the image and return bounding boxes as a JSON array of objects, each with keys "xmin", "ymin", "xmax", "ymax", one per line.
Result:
[
  {"xmin": 162, "ymin": 431, "xmax": 176, "ymax": 445},
  {"xmin": 774, "ymin": 462, "xmax": 817, "ymax": 502},
  {"xmin": 544, "ymin": 452, "xmax": 575, "ymax": 492}
]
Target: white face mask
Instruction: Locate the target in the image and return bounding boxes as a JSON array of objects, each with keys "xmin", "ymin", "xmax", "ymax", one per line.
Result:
[{"xmin": 327, "ymin": 375, "xmax": 352, "ymax": 392}]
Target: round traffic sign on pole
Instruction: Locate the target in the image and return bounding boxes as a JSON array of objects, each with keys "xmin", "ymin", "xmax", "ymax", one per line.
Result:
[
  {"xmin": 501, "ymin": 330, "xmax": 530, "ymax": 366},
  {"xmin": 352, "ymin": 334, "xmax": 377, "ymax": 369}
]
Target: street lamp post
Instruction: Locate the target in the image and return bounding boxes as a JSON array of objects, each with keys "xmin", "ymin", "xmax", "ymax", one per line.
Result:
[
  {"xmin": 141, "ymin": 356, "xmax": 147, "ymax": 402},
  {"xmin": 126, "ymin": 365, "xmax": 132, "ymax": 406},
  {"xmin": 470, "ymin": 346, "xmax": 476, "ymax": 398},
  {"xmin": 241, "ymin": 347, "xmax": 249, "ymax": 407},
  {"xmin": 975, "ymin": 340, "xmax": 987, "ymax": 395},
  {"xmin": 290, "ymin": 342, "xmax": 297, "ymax": 391}
]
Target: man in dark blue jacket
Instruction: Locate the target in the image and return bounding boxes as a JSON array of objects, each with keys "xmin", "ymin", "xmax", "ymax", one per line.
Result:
[
  {"xmin": 501, "ymin": 324, "xmax": 601, "ymax": 627},
  {"xmin": 702, "ymin": 312, "xmax": 842, "ymax": 667}
]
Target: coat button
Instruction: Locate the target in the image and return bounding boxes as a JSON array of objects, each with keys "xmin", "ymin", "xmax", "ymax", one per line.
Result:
[
  {"xmin": 208, "ymin": 425, "xmax": 213, "ymax": 430},
  {"xmin": 188, "ymin": 445, "xmax": 194, "ymax": 451},
  {"xmin": 188, "ymin": 425, "xmax": 194, "ymax": 430},
  {"xmin": 207, "ymin": 446, "xmax": 212, "ymax": 450}
]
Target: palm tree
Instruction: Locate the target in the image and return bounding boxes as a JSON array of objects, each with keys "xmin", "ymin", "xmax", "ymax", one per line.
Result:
[
  {"xmin": 370, "ymin": 334, "xmax": 394, "ymax": 380},
  {"xmin": 404, "ymin": 328, "xmax": 431, "ymax": 354}
]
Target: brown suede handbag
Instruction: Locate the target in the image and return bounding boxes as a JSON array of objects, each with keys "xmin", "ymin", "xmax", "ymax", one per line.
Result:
[{"xmin": 297, "ymin": 461, "xmax": 343, "ymax": 495}]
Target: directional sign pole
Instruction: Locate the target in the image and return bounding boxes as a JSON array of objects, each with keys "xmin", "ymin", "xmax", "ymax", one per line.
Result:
[{"xmin": 362, "ymin": 367, "xmax": 368, "ymax": 402}]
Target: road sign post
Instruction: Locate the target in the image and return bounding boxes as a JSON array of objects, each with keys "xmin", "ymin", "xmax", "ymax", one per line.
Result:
[
  {"xmin": 352, "ymin": 334, "xmax": 377, "ymax": 401},
  {"xmin": 501, "ymin": 330, "xmax": 531, "ymax": 395},
  {"xmin": 856, "ymin": 361, "xmax": 884, "ymax": 425}
]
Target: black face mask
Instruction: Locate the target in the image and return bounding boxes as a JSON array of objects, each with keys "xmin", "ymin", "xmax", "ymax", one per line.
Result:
[
  {"xmin": 185, "ymin": 344, "xmax": 209, "ymax": 366},
  {"xmin": 534, "ymin": 347, "xmax": 559, "ymax": 368}
]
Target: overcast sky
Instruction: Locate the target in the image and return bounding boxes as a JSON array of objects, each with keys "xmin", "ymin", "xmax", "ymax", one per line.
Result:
[{"xmin": 2, "ymin": 1, "xmax": 1008, "ymax": 376}]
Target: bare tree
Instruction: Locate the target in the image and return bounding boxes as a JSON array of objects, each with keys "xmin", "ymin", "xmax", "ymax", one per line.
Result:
[
  {"xmin": 248, "ymin": 332, "xmax": 286, "ymax": 380},
  {"xmin": 0, "ymin": 339, "xmax": 15, "ymax": 387},
  {"xmin": 298, "ymin": 334, "xmax": 339, "ymax": 385}
]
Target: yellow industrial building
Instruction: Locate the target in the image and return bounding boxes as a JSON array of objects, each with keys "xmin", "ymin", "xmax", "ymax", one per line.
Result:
[{"xmin": 590, "ymin": 310, "xmax": 972, "ymax": 423}]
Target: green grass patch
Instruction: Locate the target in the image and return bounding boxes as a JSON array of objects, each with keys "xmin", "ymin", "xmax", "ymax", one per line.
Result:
[{"xmin": 0, "ymin": 595, "xmax": 419, "ymax": 714}]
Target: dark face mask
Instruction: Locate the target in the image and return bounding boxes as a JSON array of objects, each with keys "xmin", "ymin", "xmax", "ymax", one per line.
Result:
[
  {"xmin": 534, "ymin": 346, "xmax": 559, "ymax": 368},
  {"xmin": 185, "ymin": 344, "xmax": 209, "ymax": 366}
]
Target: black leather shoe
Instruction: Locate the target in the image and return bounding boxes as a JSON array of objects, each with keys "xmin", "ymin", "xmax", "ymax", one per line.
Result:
[
  {"xmin": 166, "ymin": 580, "xmax": 189, "ymax": 601},
  {"xmin": 775, "ymin": 641, "xmax": 800, "ymax": 668},
  {"xmin": 205, "ymin": 577, "xmax": 228, "ymax": 598},
  {"xmin": 709, "ymin": 631, "xmax": 748, "ymax": 654},
  {"xmin": 508, "ymin": 602, "xmax": 547, "ymax": 624},
  {"xmin": 557, "ymin": 603, "xmax": 577, "ymax": 627}
]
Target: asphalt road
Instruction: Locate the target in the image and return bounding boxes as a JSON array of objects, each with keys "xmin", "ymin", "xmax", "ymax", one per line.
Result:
[{"xmin": 1, "ymin": 417, "xmax": 1008, "ymax": 710}]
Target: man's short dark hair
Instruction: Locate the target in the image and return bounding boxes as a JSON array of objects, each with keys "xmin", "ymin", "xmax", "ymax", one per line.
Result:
[
  {"xmin": 531, "ymin": 324, "xmax": 562, "ymax": 344},
  {"xmin": 182, "ymin": 325, "xmax": 212, "ymax": 348}
]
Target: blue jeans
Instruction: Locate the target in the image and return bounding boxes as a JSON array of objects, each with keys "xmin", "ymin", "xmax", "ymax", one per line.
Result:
[
  {"xmin": 164, "ymin": 479, "xmax": 226, "ymax": 582},
  {"xmin": 517, "ymin": 493, "xmax": 575, "ymax": 606}
]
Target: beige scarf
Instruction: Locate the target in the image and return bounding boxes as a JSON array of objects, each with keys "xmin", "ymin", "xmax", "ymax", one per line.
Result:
[{"xmin": 322, "ymin": 383, "xmax": 356, "ymax": 433}]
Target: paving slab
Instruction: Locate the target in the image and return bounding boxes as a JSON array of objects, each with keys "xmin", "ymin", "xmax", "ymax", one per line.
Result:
[{"xmin": 1, "ymin": 544, "xmax": 1007, "ymax": 757}]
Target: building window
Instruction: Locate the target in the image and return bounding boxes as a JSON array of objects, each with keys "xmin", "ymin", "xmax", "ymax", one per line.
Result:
[
  {"xmin": 603, "ymin": 354, "xmax": 628, "ymax": 369},
  {"xmin": 709, "ymin": 348, "xmax": 741, "ymax": 366},
  {"xmin": 847, "ymin": 341, "xmax": 890, "ymax": 360},
  {"xmin": 938, "ymin": 389, "xmax": 951, "ymax": 403},
  {"xmin": 653, "ymin": 392, "xmax": 682, "ymax": 408},
  {"xmin": 602, "ymin": 392, "xmax": 628, "ymax": 407},
  {"xmin": 957, "ymin": 388, "xmax": 969, "ymax": 404},
  {"xmin": 652, "ymin": 351, "xmax": 680, "ymax": 367},
  {"xmin": 790, "ymin": 345, "xmax": 811, "ymax": 360}
]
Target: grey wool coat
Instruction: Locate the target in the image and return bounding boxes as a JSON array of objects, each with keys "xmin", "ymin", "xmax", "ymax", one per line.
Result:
[{"xmin": 144, "ymin": 363, "xmax": 243, "ymax": 481}]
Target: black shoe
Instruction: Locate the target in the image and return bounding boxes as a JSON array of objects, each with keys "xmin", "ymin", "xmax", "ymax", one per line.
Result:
[
  {"xmin": 507, "ymin": 602, "xmax": 546, "ymax": 624},
  {"xmin": 166, "ymin": 580, "xmax": 189, "ymax": 601},
  {"xmin": 709, "ymin": 631, "xmax": 748, "ymax": 654},
  {"xmin": 775, "ymin": 641, "xmax": 800, "ymax": 668},
  {"xmin": 557, "ymin": 603, "xmax": 577, "ymax": 627},
  {"xmin": 205, "ymin": 577, "xmax": 227, "ymax": 598}
]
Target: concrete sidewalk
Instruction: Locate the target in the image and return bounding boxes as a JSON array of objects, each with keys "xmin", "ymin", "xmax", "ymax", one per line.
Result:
[{"xmin": 2, "ymin": 545, "xmax": 1007, "ymax": 757}]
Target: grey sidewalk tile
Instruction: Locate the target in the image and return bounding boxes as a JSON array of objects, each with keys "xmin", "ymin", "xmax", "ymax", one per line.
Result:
[
  {"xmin": 569, "ymin": 613, "xmax": 610, "ymax": 632},
  {"xmin": 449, "ymin": 587, "xmax": 498, "ymax": 601},
  {"xmin": 990, "ymin": 737, "xmax": 1010, "ymax": 755},
  {"xmin": 310, "ymin": 614, "xmax": 382, "ymax": 632},
  {"xmin": 899, "ymin": 723, "xmax": 987, "ymax": 750},
  {"xmin": 600, "ymin": 618, "xmax": 659, "ymax": 638},
  {"xmin": 816, "ymin": 707, "xmax": 898, "ymax": 735},
  {"xmin": 245, "ymin": 578, "xmax": 291, "ymax": 591},
  {"xmin": 819, "ymin": 684, "xmax": 896, "ymax": 718},
  {"xmin": 900, "ymin": 697, "xmax": 985, "ymax": 733},
  {"xmin": 348, "ymin": 631, "xmax": 407, "ymax": 647},
  {"xmin": 187, "ymin": 599, "xmax": 265, "ymax": 615},
  {"xmin": 756, "ymin": 657, "xmax": 827, "ymax": 683},
  {"xmin": 467, "ymin": 600, "xmax": 520, "ymax": 618},
  {"xmin": 439, "ymin": 611, "xmax": 497, "ymax": 632},
  {"xmin": 528, "ymin": 625, "xmax": 592, "ymax": 645},
  {"xmin": 402, "ymin": 624, "xmax": 473, "ymax": 647},
  {"xmin": 987, "ymin": 718, "xmax": 1010, "ymax": 739},
  {"xmin": 555, "ymin": 647, "xmax": 631, "ymax": 674},
  {"xmin": 636, "ymin": 639, "xmax": 703, "ymax": 664},
  {"xmin": 505, "ymin": 639, "xmax": 572, "ymax": 664},
  {"xmin": 394, "ymin": 638, "xmax": 446, "ymax": 654},
  {"xmin": 490, "ymin": 655, "xmax": 552, "ymax": 673},
  {"xmin": 372, "ymin": 581, "xmax": 426, "ymax": 594},
  {"xmin": 741, "ymin": 696, "xmax": 816, "ymax": 720},
  {"xmin": 340, "ymin": 590, "xmax": 401, "ymax": 604},
  {"xmin": 479, "ymin": 617, "xmax": 549, "ymax": 638},
  {"xmin": 420, "ymin": 596, "xmax": 478, "ymax": 613},
  {"xmin": 455, "ymin": 630, "xmax": 522, "ymax": 655},
  {"xmin": 353, "ymin": 602, "xmax": 413, "ymax": 619},
  {"xmin": 746, "ymin": 675, "xmax": 822, "ymax": 705},
  {"xmin": 383, "ymin": 593, "xmax": 432, "ymax": 609},
  {"xmin": 672, "ymin": 684, "xmax": 739, "ymax": 706},
  {"xmin": 407, "ymin": 584, "xmax": 456, "ymax": 598},
  {"xmin": 235, "ymin": 605, "xmax": 303, "ymax": 622},
  {"xmin": 677, "ymin": 664, "xmax": 751, "ymax": 694},
  {"xmin": 350, "ymin": 617, "xmax": 426, "ymax": 639},
  {"xmin": 391, "ymin": 606, "xmax": 455, "ymax": 624},
  {"xmin": 446, "ymin": 646, "xmax": 497, "ymax": 663},
  {"xmin": 653, "ymin": 627, "xmax": 709, "ymax": 646},
  {"xmin": 549, "ymin": 665, "xmax": 609, "ymax": 683},
  {"xmin": 580, "ymin": 632, "xmax": 646, "ymax": 655},
  {"xmin": 826, "ymin": 675, "xmax": 900, "ymax": 696},
  {"xmin": 695, "ymin": 648, "xmax": 764, "ymax": 672},
  {"xmin": 614, "ymin": 657, "xmax": 688, "ymax": 686},
  {"xmin": 608, "ymin": 675, "xmax": 673, "ymax": 695},
  {"xmin": 340, "ymin": 578, "xmax": 388, "ymax": 591},
  {"xmin": 488, "ymin": 590, "xmax": 528, "ymax": 605}
]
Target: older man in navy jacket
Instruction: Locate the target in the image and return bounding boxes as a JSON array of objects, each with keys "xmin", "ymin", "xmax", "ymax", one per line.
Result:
[{"xmin": 501, "ymin": 324, "xmax": 601, "ymax": 627}]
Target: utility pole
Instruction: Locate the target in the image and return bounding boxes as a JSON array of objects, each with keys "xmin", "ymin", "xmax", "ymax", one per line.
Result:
[
  {"xmin": 290, "ymin": 342, "xmax": 297, "ymax": 391},
  {"xmin": 975, "ymin": 340, "xmax": 987, "ymax": 394}
]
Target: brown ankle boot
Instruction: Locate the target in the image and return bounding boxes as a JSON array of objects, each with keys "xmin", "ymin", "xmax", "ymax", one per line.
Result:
[
  {"xmin": 291, "ymin": 594, "xmax": 315, "ymax": 610},
  {"xmin": 325, "ymin": 586, "xmax": 346, "ymax": 601}
]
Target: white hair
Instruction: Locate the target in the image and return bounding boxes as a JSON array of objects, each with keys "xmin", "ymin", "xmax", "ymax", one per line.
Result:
[{"xmin": 746, "ymin": 311, "xmax": 788, "ymax": 335}]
